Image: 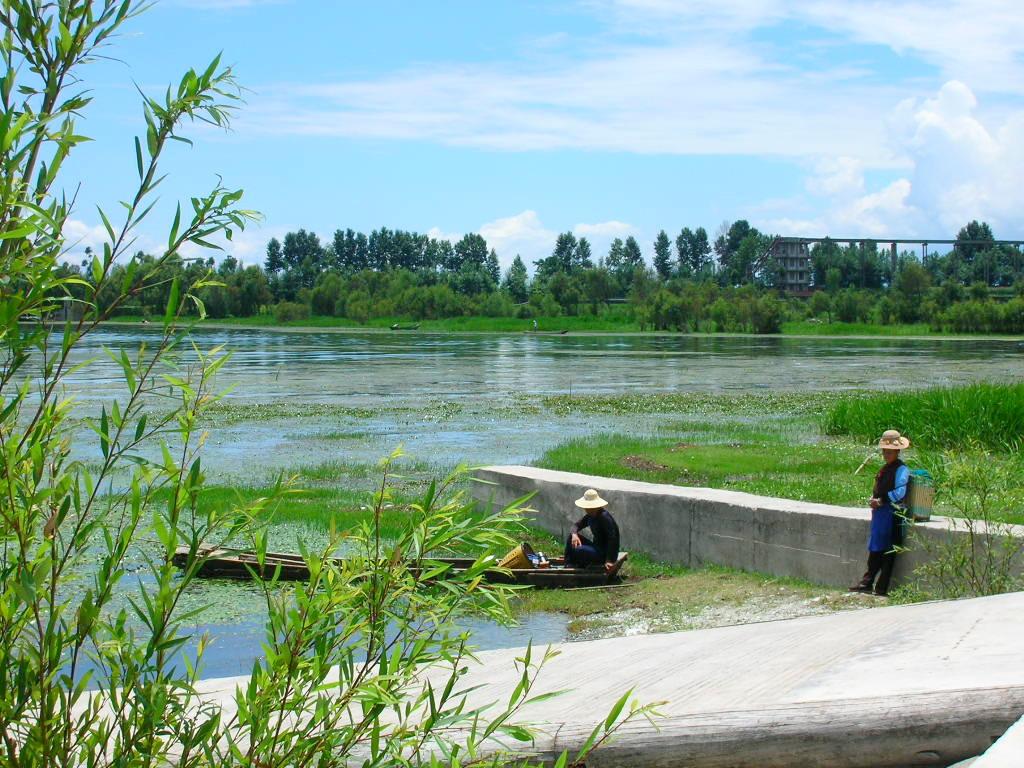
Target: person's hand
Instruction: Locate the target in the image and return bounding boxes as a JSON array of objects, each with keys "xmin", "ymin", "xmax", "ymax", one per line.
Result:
[
  {"xmin": 869, "ymin": 497, "xmax": 881, "ymax": 509},
  {"xmin": 571, "ymin": 533, "xmax": 581, "ymax": 548},
  {"xmin": 604, "ymin": 561, "xmax": 615, "ymax": 573}
]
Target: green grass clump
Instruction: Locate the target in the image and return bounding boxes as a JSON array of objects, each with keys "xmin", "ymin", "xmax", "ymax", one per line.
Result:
[
  {"xmin": 782, "ymin": 321, "xmax": 934, "ymax": 336},
  {"xmin": 824, "ymin": 383, "xmax": 1024, "ymax": 452},
  {"xmin": 538, "ymin": 433, "xmax": 871, "ymax": 505}
]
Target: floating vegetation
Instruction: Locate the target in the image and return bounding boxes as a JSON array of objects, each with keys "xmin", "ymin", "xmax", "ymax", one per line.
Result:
[
  {"xmin": 420, "ymin": 400, "xmax": 463, "ymax": 421},
  {"xmin": 541, "ymin": 391, "xmax": 843, "ymax": 418},
  {"xmin": 202, "ymin": 401, "xmax": 399, "ymax": 424}
]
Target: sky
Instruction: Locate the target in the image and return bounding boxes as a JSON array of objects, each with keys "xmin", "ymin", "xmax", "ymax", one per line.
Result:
[{"xmin": 59, "ymin": 0, "xmax": 1024, "ymax": 270}]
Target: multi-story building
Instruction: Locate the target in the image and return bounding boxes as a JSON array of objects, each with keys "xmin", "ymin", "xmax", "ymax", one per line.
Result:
[{"xmin": 770, "ymin": 237, "xmax": 812, "ymax": 294}]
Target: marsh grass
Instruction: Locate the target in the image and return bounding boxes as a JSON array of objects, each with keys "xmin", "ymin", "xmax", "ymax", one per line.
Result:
[
  {"xmin": 539, "ymin": 433, "xmax": 872, "ymax": 505},
  {"xmin": 825, "ymin": 383, "xmax": 1024, "ymax": 452},
  {"xmin": 782, "ymin": 321, "xmax": 934, "ymax": 336}
]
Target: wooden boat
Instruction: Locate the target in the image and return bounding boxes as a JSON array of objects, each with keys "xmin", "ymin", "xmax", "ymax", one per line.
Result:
[
  {"xmin": 389, "ymin": 323, "xmax": 420, "ymax": 331},
  {"xmin": 525, "ymin": 329, "xmax": 568, "ymax": 335},
  {"xmin": 171, "ymin": 546, "xmax": 624, "ymax": 588}
]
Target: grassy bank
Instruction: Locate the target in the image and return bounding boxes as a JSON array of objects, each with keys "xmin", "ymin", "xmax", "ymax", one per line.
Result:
[
  {"xmin": 100, "ymin": 315, "xmax": 1019, "ymax": 338},
  {"xmin": 537, "ymin": 384, "xmax": 1024, "ymax": 524},
  {"xmin": 825, "ymin": 382, "xmax": 1024, "ymax": 451}
]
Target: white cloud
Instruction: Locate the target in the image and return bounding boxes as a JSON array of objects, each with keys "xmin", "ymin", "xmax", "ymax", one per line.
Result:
[
  {"xmin": 573, "ymin": 220, "xmax": 633, "ymax": 239},
  {"xmin": 457, "ymin": 212, "xmax": 638, "ymax": 270},
  {"xmin": 61, "ymin": 218, "xmax": 109, "ymax": 258},
  {"xmin": 425, "ymin": 226, "xmax": 461, "ymax": 245},
  {"xmin": 478, "ymin": 211, "xmax": 556, "ymax": 269},
  {"xmin": 239, "ymin": 0, "xmax": 1024, "ymax": 166},
  {"xmin": 805, "ymin": 157, "xmax": 865, "ymax": 198},
  {"xmin": 762, "ymin": 81, "xmax": 1024, "ymax": 238}
]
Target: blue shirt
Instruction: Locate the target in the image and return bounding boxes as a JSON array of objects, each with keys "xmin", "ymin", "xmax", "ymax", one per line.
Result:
[
  {"xmin": 887, "ymin": 465, "xmax": 910, "ymax": 505},
  {"xmin": 869, "ymin": 464, "xmax": 910, "ymax": 552}
]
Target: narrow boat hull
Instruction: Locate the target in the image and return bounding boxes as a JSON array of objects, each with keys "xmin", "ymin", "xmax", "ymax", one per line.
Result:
[{"xmin": 171, "ymin": 547, "xmax": 620, "ymax": 588}]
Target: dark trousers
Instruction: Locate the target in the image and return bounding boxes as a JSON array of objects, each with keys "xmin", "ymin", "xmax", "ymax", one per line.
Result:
[
  {"xmin": 859, "ymin": 550, "xmax": 897, "ymax": 595},
  {"xmin": 564, "ymin": 534, "xmax": 602, "ymax": 567}
]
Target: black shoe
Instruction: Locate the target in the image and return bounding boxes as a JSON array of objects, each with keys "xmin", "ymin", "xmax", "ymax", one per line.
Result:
[{"xmin": 848, "ymin": 584, "xmax": 873, "ymax": 593}]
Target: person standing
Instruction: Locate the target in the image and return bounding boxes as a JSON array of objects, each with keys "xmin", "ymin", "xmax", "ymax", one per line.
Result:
[
  {"xmin": 565, "ymin": 489, "xmax": 624, "ymax": 574},
  {"xmin": 850, "ymin": 429, "xmax": 911, "ymax": 597}
]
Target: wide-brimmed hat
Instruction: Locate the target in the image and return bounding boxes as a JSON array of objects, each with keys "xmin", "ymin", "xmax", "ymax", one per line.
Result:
[
  {"xmin": 574, "ymin": 489, "xmax": 608, "ymax": 509},
  {"xmin": 878, "ymin": 429, "xmax": 910, "ymax": 450}
]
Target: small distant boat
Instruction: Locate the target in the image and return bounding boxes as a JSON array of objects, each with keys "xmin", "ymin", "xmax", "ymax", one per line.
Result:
[
  {"xmin": 390, "ymin": 323, "xmax": 421, "ymax": 331},
  {"xmin": 171, "ymin": 546, "xmax": 624, "ymax": 589},
  {"xmin": 526, "ymin": 329, "xmax": 568, "ymax": 335}
]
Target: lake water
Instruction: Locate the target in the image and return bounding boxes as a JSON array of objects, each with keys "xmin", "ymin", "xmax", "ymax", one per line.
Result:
[{"xmin": 57, "ymin": 326, "xmax": 1024, "ymax": 480}]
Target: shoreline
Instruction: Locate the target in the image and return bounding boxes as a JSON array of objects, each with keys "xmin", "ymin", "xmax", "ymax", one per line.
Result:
[{"xmin": 92, "ymin": 319, "xmax": 1024, "ymax": 343}]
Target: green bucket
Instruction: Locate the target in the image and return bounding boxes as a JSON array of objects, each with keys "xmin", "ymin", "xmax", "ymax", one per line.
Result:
[{"xmin": 907, "ymin": 469, "xmax": 935, "ymax": 522}]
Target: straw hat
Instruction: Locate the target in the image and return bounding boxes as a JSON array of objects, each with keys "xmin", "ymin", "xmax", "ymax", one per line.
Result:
[
  {"xmin": 878, "ymin": 429, "xmax": 910, "ymax": 450},
  {"xmin": 574, "ymin": 489, "xmax": 608, "ymax": 509}
]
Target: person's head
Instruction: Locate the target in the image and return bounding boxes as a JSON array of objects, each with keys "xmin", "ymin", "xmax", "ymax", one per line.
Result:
[
  {"xmin": 574, "ymin": 488, "xmax": 607, "ymax": 516},
  {"xmin": 877, "ymin": 429, "xmax": 910, "ymax": 464}
]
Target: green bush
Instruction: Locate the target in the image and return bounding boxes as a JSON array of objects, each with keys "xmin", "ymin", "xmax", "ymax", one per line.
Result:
[
  {"xmin": 273, "ymin": 300, "xmax": 311, "ymax": 323},
  {"xmin": 825, "ymin": 383, "xmax": 1024, "ymax": 452}
]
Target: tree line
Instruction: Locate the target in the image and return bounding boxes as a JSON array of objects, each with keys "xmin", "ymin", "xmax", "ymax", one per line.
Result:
[{"xmin": 60, "ymin": 218, "xmax": 1024, "ymax": 334}]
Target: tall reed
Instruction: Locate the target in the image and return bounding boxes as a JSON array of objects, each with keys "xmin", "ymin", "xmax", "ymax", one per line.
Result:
[{"xmin": 824, "ymin": 383, "xmax": 1024, "ymax": 452}]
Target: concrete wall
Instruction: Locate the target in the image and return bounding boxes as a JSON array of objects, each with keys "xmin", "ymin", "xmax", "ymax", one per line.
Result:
[{"xmin": 472, "ymin": 465, "xmax": 1024, "ymax": 588}]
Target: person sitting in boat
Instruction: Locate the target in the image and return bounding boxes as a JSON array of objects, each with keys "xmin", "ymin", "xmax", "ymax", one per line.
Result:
[
  {"xmin": 565, "ymin": 489, "xmax": 622, "ymax": 573},
  {"xmin": 849, "ymin": 429, "xmax": 911, "ymax": 598}
]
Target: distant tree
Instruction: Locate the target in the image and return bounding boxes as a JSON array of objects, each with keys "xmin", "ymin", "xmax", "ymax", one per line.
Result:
[
  {"xmin": 580, "ymin": 267, "xmax": 615, "ymax": 313},
  {"xmin": 265, "ymin": 237, "xmax": 284, "ymax": 273},
  {"xmin": 613, "ymin": 236, "xmax": 643, "ymax": 290},
  {"xmin": 675, "ymin": 228, "xmax": 693, "ymax": 278},
  {"xmin": 809, "ymin": 290, "xmax": 833, "ymax": 323},
  {"xmin": 714, "ymin": 220, "xmax": 754, "ymax": 284},
  {"xmin": 955, "ymin": 220, "xmax": 995, "ymax": 265},
  {"xmin": 503, "ymin": 255, "xmax": 529, "ymax": 303},
  {"xmin": 282, "ymin": 229, "xmax": 323, "ymax": 270},
  {"xmin": 486, "ymin": 248, "xmax": 501, "ymax": 285},
  {"xmin": 606, "ymin": 238, "xmax": 625, "ymax": 276},
  {"xmin": 574, "ymin": 237, "xmax": 594, "ymax": 271},
  {"xmin": 690, "ymin": 227, "xmax": 712, "ymax": 276},
  {"xmin": 454, "ymin": 233, "xmax": 488, "ymax": 271},
  {"xmin": 653, "ymin": 230, "xmax": 673, "ymax": 281},
  {"xmin": 535, "ymin": 232, "xmax": 578, "ymax": 281}
]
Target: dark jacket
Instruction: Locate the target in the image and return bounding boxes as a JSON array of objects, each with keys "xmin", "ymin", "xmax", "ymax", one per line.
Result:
[
  {"xmin": 572, "ymin": 509, "xmax": 620, "ymax": 563},
  {"xmin": 873, "ymin": 458, "xmax": 906, "ymax": 502}
]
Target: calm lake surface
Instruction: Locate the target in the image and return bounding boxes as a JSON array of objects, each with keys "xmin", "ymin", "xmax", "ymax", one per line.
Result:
[{"xmin": 61, "ymin": 326, "xmax": 1024, "ymax": 479}]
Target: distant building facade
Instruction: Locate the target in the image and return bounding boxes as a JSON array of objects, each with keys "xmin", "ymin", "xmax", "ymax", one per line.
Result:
[{"xmin": 770, "ymin": 237, "xmax": 812, "ymax": 294}]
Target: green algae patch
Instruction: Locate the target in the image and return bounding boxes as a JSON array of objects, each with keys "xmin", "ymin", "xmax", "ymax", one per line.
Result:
[
  {"xmin": 541, "ymin": 391, "xmax": 842, "ymax": 418},
  {"xmin": 202, "ymin": 401, "xmax": 397, "ymax": 425}
]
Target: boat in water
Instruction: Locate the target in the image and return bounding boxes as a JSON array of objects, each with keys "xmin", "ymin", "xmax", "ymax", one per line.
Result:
[{"xmin": 171, "ymin": 546, "xmax": 626, "ymax": 589}]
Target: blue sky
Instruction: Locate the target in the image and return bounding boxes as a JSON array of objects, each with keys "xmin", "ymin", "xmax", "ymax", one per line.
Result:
[{"xmin": 61, "ymin": 0, "xmax": 1024, "ymax": 269}]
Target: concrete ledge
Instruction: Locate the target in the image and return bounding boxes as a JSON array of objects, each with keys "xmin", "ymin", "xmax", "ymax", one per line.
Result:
[
  {"xmin": 472, "ymin": 465, "xmax": 1024, "ymax": 588},
  {"xmin": 196, "ymin": 592, "xmax": 1024, "ymax": 767}
]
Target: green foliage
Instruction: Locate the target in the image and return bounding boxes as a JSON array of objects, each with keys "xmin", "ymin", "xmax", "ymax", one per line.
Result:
[
  {"xmin": 895, "ymin": 448, "xmax": 1024, "ymax": 601},
  {"xmin": 825, "ymin": 384, "xmax": 1024, "ymax": 452},
  {"xmin": 273, "ymin": 299, "xmax": 311, "ymax": 323},
  {"xmin": 1, "ymin": 6, "xmax": 658, "ymax": 765}
]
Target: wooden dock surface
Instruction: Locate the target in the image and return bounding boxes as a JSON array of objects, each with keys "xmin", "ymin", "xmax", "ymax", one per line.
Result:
[{"xmin": 197, "ymin": 591, "xmax": 1024, "ymax": 767}]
